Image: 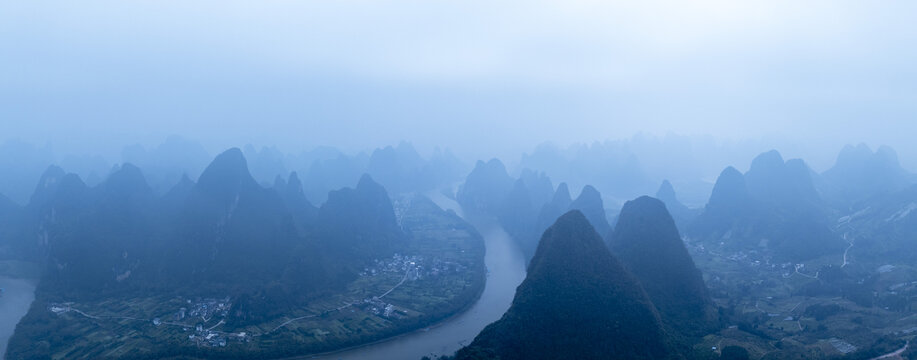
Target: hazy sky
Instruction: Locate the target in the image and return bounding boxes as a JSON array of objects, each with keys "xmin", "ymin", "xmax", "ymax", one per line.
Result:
[{"xmin": 2, "ymin": 0, "xmax": 916, "ymax": 163}]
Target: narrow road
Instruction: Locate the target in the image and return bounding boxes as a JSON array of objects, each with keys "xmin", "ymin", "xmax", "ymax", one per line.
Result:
[
  {"xmin": 842, "ymin": 232, "xmax": 854, "ymax": 268},
  {"xmin": 66, "ymin": 264, "xmax": 419, "ymax": 336},
  {"xmin": 69, "ymin": 308, "xmax": 99, "ymax": 320},
  {"xmin": 378, "ymin": 269, "xmax": 410, "ymax": 299},
  {"xmin": 66, "ymin": 306, "xmax": 206, "ymax": 330},
  {"xmin": 754, "ymin": 301, "xmax": 765, "ymax": 313},
  {"xmin": 207, "ymin": 319, "xmax": 225, "ymax": 331},
  {"xmin": 271, "ymin": 314, "xmax": 318, "ymax": 333},
  {"xmin": 870, "ymin": 340, "xmax": 908, "ymax": 360},
  {"xmin": 69, "ymin": 308, "xmax": 143, "ymax": 322},
  {"xmin": 270, "ymin": 267, "xmax": 411, "ymax": 333},
  {"xmin": 794, "ymin": 265, "xmax": 819, "ymax": 279}
]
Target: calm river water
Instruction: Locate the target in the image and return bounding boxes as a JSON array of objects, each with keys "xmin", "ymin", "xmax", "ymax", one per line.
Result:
[
  {"xmin": 306, "ymin": 192, "xmax": 528, "ymax": 360},
  {"xmin": 0, "ymin": 276, "xmax": 37, "ymax": 357}
]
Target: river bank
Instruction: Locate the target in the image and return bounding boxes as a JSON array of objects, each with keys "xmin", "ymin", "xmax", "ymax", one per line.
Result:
[
  {"xmin": 300, "ymin": 193, "xmax": 527, "ymax": 360},
  {"xmin": 0, "ymin": 262, "xmax": 39, "ymax": 357}
]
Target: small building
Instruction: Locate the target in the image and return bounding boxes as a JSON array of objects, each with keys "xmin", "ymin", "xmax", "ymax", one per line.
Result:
[{"xmin": 383, "ymin": 304, "xmax": 395, "ymax": 318}]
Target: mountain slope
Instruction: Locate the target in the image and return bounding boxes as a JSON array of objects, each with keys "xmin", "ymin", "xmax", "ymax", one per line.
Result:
[
  {"xmin": 525, "ymin": 182, "xmax": 573, "ymax": 261},
  {"xmin": 608, "ymin": 196, "xmax": 718, "ymax": 338},
  {"xmin": 16, "ymin": 166, "xmax": 94, "ymax": 261},
  {"xmin": 568, "ymin": 185, "xmax": 611, "ymax": 237},
  {"xmin": 497, "ymin": 179, "xmax": 537, "ymax": 256},
  {"xmin": 456, "ymin": 159, "xmax": 514, "ymax": 217},
  {"xmin": 316, "ymin": 174, "xmax": 404, "ymax": 262},
  {"xmin": 455, "ymin": 210, "xmax": 675, "ymax": 360},
  {"xmin": 275, "ymin": 171, "xmax": 318, "ymax": 233},
  {"xmin": 656, "ymin": 180, "xmax": 698, "ymax": 232},
  {"xmin": 41, "ymin": 163, "xmax": 158, "ymax": 297},
  {"xmin": 518, "ymin": 169, "xmax": 554, "ymax": 210},
  {"xmin": 0, "ymin": 193, "xmax": 22, "ymax": 259},
  {"xmin": 688, "ymin": 152, "xmax": 844, "ymax": 262},
  {"xmin": 840, "ymin": 184, "xmax": 917, "ymax": 261},
  {"xmin": 822, "ymin": 144, "xmax": 915, "ymax": 207}
]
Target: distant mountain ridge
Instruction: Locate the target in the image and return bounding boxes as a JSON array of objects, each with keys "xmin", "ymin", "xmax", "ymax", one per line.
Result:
[
  {"xmin": 5, "ymin": 148, "xmax": 408, "ymax": 324},
  {"xmin": 568, "ymin": 185, "xmax": 611, "ymax": 237},
  {"xmin": 456, "ymin": 159, "xmax": 515, "ymax": 217},
  {"xmin": 656, "ymin": 180, "xmax": 699, "ymax": 232},
  {"xmin": 688, "ymin": 150, "xmax": 844, "ymax": 261},
  {"xmin": 821, "ymin": 144, "xmax": 915, "ymax": 207},
  {"xmin": 497, "ymin": 179, "xmax": 615, "ymax": 264}
]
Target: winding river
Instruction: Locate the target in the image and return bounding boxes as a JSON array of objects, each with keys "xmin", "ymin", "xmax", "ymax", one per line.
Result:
[
  {"xmin": 306, "ymin": 192, "xmax": 528, "ymax": 360},
  {"xmin": 0, "ymin": 192, "xmax": 527, "ymax": 360}
]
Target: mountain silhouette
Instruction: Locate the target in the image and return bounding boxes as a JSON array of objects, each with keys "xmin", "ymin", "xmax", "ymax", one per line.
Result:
[
  {"xmin": 455, "ymin": 210, "xmax": 675, "ymax": 360},
  {"xmin": 456, "ymin": 159, "xmax": 514, "ymax": 217},
  {"xmin": 275, "ymin": 171, "xmax": 318, "ymax": 232},
  {"xmin": 16, "ymin": 167, "xmax": 93, "ymax": 260},
  {"xmin": 525, "ymin": 182, "xmax": 574, "ymax": 261},
  {"xmin": 568, "ymin": 185, "xmax": 611, "ymax": 237},
  {"xmin": 688, "ymin": 152, "xmax": 844, "ymax": 261},
  {"xmin": 41, "ymin": 164, "xmax": 157, "ymax": 297},
  {"xmin": 316, "ymin": 174, "xmax": 404, "ymax": 262},
  {"xmin": 518, "ymin": 169, "xmax": 554, "ymax": 210},
  {"xmin": 655, "ymin": 180, "xmax": 698, "ymax": 232},
  {"xmin": 608, "ymin": 196, "xmax": 719, "ymax": 338},
  {"xmin": 366, "ymin": 142, "xmax": 426, "ymax": 194},
  {"xmin": 744, "ymin": 150, "xmax": 819, "ymax": 207},
  {"xmin": 497, "ymin": 179, "xmax": 537, "ymax": 258},
  {"xmin": 0, "ymin": 193, "xmax": 22, "ymax": 259},
  {"xmin": 822, "ymin": 144, "xmax": 915, "ymax": 206}
]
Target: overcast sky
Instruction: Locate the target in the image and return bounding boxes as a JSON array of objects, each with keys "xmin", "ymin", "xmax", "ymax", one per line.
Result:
[{"xmin": 2, "ymin": 0, "xmax": 916, "ymax": 164}]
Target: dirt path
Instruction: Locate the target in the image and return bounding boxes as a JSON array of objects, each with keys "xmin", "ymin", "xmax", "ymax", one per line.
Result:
[
  {"xmin": 870, "ymin": 340, "xmax": 909, "ymax": 360},
  {"xmin": 842, "ymin": 232, "xmax": 854, "ymax": 268},
  {"xmin": 270, "ymin": 268, "xmax": 411, "ymax": 333}
]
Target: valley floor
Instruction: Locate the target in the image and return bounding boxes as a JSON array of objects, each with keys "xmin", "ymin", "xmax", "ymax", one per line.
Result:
[
  {"xmin": 5, "ymin": 196, "xmax": 486, "ymax": 360},
  {"xmin": 690, "ymin": 239, "xmax": 917, "ymax": 359}
]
